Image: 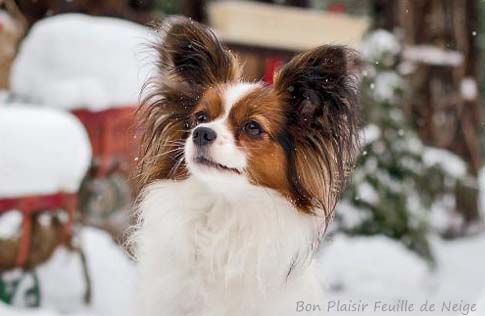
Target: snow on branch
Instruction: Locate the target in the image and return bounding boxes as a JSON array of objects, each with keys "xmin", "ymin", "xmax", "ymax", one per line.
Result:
[{"xmin": 403, "ymin": 45, "xmax": 464, "ymax": 67}]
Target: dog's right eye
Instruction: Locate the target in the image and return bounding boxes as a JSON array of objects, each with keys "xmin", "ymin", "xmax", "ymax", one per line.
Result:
[{"xmin": 195, "ymin": 111, "xmax": 209, "ymax": 124}]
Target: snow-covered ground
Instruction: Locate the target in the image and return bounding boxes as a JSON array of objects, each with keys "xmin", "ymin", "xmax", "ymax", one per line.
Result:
[
  {"xmin": 2, "ymin": 228, "xmax": 484, "ymax": 316},
  {"xmin": 319, "ymin": 234, "xmax": 485, "ymax": 316},
  {"xmin": 1, "ymin": 228, "xmax": 135, "ymax": 316}
]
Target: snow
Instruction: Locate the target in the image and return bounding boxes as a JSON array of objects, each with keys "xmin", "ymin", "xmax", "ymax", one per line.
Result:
[
  {"xmin": 461, "ymin": 77, "xmax": 478, "ymax": 101},
  {"xmin": 0, "ymin": 210, "xmax": 22, "ymax": 239},
  {"xmin": 429, "ymin": 235, "xmax": 485, "ymax": 302},
  {"xmin": 356, "ymin": 182, "xmax": 379, "ymax": 205},
  {"xmin": 318, "ymin": 233, "xmax": 485, "ymax": 315},
  {"xmin": 37, "ymin": 213, "xmax": 52, "ymax": 227},
  {"xmin": 320, "ymin": 235, "xmax": 431, "ymax": 297},
  {"xmin": 423, "ymin": 147, "xmax": 467, "ymax": 178},
  {"xmin": 362, "ymin": 124, "xmax": 380, "ymax": 145},
  {"xmin": 1, "ymin": 229, "xmax": 485, "ymax": 316},
  {"xmin": 430, "ymin": 197, "xmax": 463, "ymax": 234},
  {"xmin": 0, "ymin": 90, "xmax": 9, "ymax": 102},
  {"xmin": 335, "ymin": 201, "xmax": 371, "ymax": 231},
  {"xmin": 480, "ymin": 168, "xmax": 485, "ymax": 218},
  {"xmin": 0, "ymin": 105, "xmax": 91, "ymax": 197},
  {"xmin": 79, "ymin": 229, "xmax": 135, "ymax": 316},
  {"xmin": 0, "ymin": 303, "xmax": 90, "ymax": 316},
  {"xmin": 403, "ymin": 45, "xmax": 464, "ymax": 67},
  {"xmin": 373, "ymin": 71, "xmax": 403, "ymax": 102},
  {"xmin": 471, "ymin": 291, "xmax": 485, "ymax": 316},
  {"xmin": 10, "ymin": 14, "xmax": 154, "ymax": 111},
  {"xmin": 1, "ymin": 228, "xmax": 135, "ymax": 316},
  {"xmin": 360, "ymin": 29, "xmax": 401, "ymax": 62}
]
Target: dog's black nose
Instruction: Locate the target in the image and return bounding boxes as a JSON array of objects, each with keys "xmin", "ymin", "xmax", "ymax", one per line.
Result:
[{"xmin": 193, "ymin": 126, "xmax": 217, "ymax": 146}]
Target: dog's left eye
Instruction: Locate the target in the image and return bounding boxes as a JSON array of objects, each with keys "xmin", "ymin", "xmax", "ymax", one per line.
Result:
[
  {"xmin": 243, "ymin": 120, "xmax": 263, "ymax": 137},
  {"xmin": 195, "ymin": 111, "xmax": 209, "ymax": 124}
]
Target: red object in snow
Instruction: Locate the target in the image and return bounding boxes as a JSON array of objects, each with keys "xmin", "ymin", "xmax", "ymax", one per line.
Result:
[
  {"xmin": 71, "ymin": 106, "xmax": 138, "ymax": 178},
  {"xmin": 327, "ymin": 3, "xmax": 346, "ymax": 14},
  {"xmin": 0, "ymin": 193, "xmax": 76, "ymax": 268},
  {"xmin": 263, "ymin": 57, "xmax": 284, "ymax": 85}
]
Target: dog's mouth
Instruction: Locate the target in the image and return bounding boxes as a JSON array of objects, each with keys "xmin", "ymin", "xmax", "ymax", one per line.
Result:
[{"xmin": 194, "ymin": 156, "xmax": 241, "ymax": 175}]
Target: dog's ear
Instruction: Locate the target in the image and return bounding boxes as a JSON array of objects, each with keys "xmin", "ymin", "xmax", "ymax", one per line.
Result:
[
  {"xmin": 157, "ymin": 16, "xmax": 239, "ymax": 88},
  {"xmin": 274, "ymin": 45, "xmax": 361, "ymax": 214},
  {"xmin": 136, "ymin": 18, "xmax": 239, "ymax": 191},
  {"xmin": 274, "ymin": 45, "xmax": 360, "ymax": 133}
]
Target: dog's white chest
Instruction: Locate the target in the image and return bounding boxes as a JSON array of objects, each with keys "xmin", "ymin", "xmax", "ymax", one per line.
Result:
[{"xmin": 134, "ymin": 178, "xmax": 322, "ymax": 316}]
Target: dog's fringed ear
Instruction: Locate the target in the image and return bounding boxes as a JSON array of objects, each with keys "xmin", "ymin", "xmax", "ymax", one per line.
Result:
[
  {"xmin": 274, "ymin": 45, "xmax": 360, "ymax": 131},
  {"xmin": 157, "ymin": 16, "xmax": 239, "ymax": 88},
  {"xmin": 274, "ymin": 45, "xmax": 361, "ymax": 215},
  {"xmin": 136, "ymin": 18, "xmax": 239, "ymax": 191}
]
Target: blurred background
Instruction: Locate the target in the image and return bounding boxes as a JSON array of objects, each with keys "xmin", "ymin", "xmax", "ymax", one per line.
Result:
[{"xmin": 0, "ymin": 0, "xmax": 484, "ymax": 315}]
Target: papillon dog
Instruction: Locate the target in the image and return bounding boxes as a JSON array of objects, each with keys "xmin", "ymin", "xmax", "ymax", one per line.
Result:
[{"xmin": 132, "ymin": 17, "xmax": 361, "ymax": 316}]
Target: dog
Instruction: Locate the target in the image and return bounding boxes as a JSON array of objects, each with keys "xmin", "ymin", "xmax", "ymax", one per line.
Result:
[{"xmin": 131, "ymin": 16, "xmax": 361, "ymax": 316}]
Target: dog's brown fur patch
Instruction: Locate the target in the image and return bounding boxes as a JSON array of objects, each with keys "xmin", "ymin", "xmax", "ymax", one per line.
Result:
[
  {"xmin": 227, "ymin": 86, "xmax": 290, "ymax": 199},
  {"xmin": 191, "ymin": 86, "xmax": 225, "ymax": 125}
]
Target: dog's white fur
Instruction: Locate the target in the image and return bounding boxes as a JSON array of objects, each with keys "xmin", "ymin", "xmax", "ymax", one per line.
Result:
[{"xmin": 133, "ymin": 84, "xmax": 326, "ymax": 316}]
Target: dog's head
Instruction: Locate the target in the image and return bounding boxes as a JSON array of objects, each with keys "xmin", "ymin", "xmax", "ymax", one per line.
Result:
[{"xmin": 137, "ymin": 17, "xmax": 361, "ymax": 216}]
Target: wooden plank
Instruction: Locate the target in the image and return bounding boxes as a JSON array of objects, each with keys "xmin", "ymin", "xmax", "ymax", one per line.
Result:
[{"xmin": 208, "ymin": 1, "xmax": 369, "ymax": 51}]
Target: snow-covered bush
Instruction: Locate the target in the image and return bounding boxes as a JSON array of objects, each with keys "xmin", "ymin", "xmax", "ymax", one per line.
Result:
[{"xmin": 335, "ymin": 30, "xmax": 468, "ymax": 262}]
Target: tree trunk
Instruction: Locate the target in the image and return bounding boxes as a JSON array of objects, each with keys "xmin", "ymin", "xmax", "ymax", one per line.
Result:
[{"xmin": 373, "ymin": 0, "xmax": 482, "ymax": 222}]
